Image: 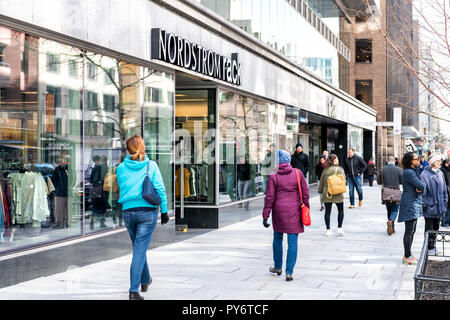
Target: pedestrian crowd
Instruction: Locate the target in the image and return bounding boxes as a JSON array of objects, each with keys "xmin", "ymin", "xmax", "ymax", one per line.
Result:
[{"xmin": 113, "ymin": 133, "xmax": 449, "ymax": 298}]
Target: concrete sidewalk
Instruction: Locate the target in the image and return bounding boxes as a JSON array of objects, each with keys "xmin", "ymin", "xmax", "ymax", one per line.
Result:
[{"xmin": 0, "ymin": 185, "xmax": 428, "ymax": 300}]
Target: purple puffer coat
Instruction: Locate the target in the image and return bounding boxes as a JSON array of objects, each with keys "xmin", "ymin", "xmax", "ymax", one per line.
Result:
[{"xmin": 262, "ymin": 163, "xmax": 309, "ymax": 233}]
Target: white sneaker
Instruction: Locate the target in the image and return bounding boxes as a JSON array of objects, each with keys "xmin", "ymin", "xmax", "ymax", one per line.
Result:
[
  {"xmin": 326, "ymin": 229, "xmax": 333, "ymax": 237},
  {"xmin": 428, "ymin": 248, "xmax": 440, "ymax": 255},
  {"xmin": 337, "ymin": 228, "xmax": 345, "ymax": 236}
]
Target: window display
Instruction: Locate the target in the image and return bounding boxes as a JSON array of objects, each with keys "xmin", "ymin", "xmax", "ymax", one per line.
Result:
[{"xmin": 0, "ymin": 25, "xmax": 174, "ymax": 254}]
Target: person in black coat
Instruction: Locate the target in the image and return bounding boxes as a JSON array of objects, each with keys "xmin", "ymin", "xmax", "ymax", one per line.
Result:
[
  {"xmin": 291, "ymin": 143, "xmax": 310, "ymax": 179},
  {"xmin": 440, "ymin": 158, "xmax": 450, "ymax": 227},
  {"xmin": 377, "ymin": 155, "xmax": 402, "ymax": 235},
  {"xmin": 315, "ymin": 154, "xmax": 327, "ymax": 211},
  {"xmin": 343, "ymin": 148, "xmax": 367, "ymax": 208}
]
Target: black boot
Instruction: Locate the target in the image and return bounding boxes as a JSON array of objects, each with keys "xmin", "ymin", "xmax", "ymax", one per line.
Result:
[
  {"xmin": 141, "ymin": 278, "xmax": 152, "ymax": 292},
  {"xmin": 129, "ymin": 292, "xmax": 144, "ymax": 300}
]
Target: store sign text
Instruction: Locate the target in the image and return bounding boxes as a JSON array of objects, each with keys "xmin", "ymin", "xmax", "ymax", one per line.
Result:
[{"xmin": 151, "ymin": 28, "xmax": 242, "ymax": 86}]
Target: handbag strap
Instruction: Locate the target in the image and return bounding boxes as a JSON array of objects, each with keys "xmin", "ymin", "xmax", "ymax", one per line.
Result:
[
  {"xmin": 295, "ymin": 169, "xmax": 304, "ymax": 206},
  {"xmin": 146, "ymin": 162, "xmax": 150, "ymax": 177}
]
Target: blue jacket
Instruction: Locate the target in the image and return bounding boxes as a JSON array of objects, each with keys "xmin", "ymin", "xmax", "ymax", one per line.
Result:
[
  {"xmin": 418, "ymin": 160, "xmax": 429, "ymax": 174},
  {"xmin": 398, "ymin": 168, "xmax": 426, "ymax": 222},
  {"xmin": 117, "ymin": 155, "xmax": 168, "ymax": 212},
  {"xmin": 420, "ymin": 167, "xmax": 448, "ymax": 218}
]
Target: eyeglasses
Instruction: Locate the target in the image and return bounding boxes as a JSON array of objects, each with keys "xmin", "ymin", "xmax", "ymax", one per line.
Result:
[{"xmin": 412, "ymin": 158, "xmax": 419, "ymax": 161}]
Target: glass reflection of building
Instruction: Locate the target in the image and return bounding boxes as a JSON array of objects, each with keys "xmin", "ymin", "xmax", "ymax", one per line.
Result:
[
  {"xmin": 198, "ymin": 0, "xmax": 348, "ymax": 88},
  {"xmin": 0, "ymin": 26, "xmax": 174, "ymax": 253}
]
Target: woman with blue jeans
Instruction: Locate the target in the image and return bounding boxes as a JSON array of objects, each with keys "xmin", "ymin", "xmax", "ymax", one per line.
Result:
[
  {"xmin": 262, "ymin": 150, "xmax": 309, "ymax": 281},
  {"xmin": 117, "ymin": 134, "xmax": 169, "ymax": 300}
]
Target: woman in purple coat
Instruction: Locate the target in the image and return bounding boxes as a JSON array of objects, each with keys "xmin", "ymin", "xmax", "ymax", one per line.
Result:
[{"xmin": 262, "ymin": 150, "xmax": 309, "ymax": 281}]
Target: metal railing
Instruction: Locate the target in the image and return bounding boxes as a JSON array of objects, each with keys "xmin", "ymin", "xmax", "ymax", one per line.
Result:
[{"xmin": 414, "ymin": 230, "xmax": 450, "ymax": 300}]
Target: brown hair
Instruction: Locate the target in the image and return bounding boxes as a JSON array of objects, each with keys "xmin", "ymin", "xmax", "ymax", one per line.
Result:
[
  {"xmin": 325, "ymin": 154, "xmax": 338, "ymax": 168},
  {"xmin": 126, "ymin": 134, "xmax": 146, "ymax": 161}
]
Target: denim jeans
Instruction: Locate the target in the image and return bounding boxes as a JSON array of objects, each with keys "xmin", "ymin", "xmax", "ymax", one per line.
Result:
[
  {"xmin": 386, "ymin": 203, "xmax": 399, "ymax": 225},
  {"xmin": 123, "ymin": 208, "xmax": 158, "ymax": 293},
  {"xmin": 347, "ymin": 175, "xmax": 363, "ymax": 205},
  {"xmin": 272, "ymin": 231, "xmax": 299, "ymax": 275}
]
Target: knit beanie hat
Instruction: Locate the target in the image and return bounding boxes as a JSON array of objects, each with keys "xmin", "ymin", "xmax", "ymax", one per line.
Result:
[
  {"xmin": 278, "ymin": 150, "xmax": 291, "ymax": 164},
  {"xmin": 428, "ymin": 154, "xmax": 442, "ymax": 166},
  {"xmin": 295, "ymin": 143, "xmax": 303, "ymax": 149}
]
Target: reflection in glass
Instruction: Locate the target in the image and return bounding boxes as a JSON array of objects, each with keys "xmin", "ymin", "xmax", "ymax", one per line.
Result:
[
  {"xmin": 0, "ymin": 28, "xmax": 83, "ymax": 252},
  {"xmin": 175, "ymin": 90, "xmax": 215, "ymax": 205},
  {"xmin": 219, "ymin": 91, "xmax": 237, "ymax": 203}
]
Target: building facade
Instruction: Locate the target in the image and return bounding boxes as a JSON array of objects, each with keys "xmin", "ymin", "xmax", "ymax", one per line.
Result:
[
  {"xmin": 0, "ymin": 0, "xmax": 376, "ymax": 284},
  {"xmin": 342, "ymin": 0, "xmax": 419, "ymax": 166}
]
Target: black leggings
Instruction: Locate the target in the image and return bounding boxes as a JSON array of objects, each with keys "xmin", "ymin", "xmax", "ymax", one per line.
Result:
[
  {"xmin": 324, "ymin": 202, "xmax": 344, "ymax": 229},
  {"xmin": 403, "ymin": 219, "xmax": 417, "ymax": 258}
]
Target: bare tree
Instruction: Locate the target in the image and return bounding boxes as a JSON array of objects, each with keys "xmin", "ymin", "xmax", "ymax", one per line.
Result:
[{"xmin": 354, "ymin": 0, "xmax": 449, "ymax": 123}]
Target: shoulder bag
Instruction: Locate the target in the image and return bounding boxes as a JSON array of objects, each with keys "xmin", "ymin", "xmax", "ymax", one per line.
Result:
[
  {"xmin": 380, "ymin": 168, "xmax": 402, "ymax": 203},
  {"xmin": 142, "ymin": 162, "xmax": 162, "ymax": 206},
  {"xmin": 295, "ymin": 169, "xmax": 311, "ymax": 226}
]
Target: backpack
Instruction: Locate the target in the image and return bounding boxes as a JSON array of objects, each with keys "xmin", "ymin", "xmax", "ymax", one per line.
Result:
[{"xmin": 326, "ymin": 167, "xmax": 346, "ymax": 199}]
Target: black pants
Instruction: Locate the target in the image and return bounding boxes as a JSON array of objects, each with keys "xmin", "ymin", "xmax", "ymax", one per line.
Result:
[
  {"xmin": 424, "ymin": 217, "xmax": 440, "ymax": 250},
  {"xmin": 403, "ymin": 219, "xmax": 417, "ymax": 258},
  {"xmin": 368, "ymin": 175, "xmax": 374, "ymax": 186},
  {"xmin": 324, "ymin": 202, "xmax": 344, "ymax": 230}
]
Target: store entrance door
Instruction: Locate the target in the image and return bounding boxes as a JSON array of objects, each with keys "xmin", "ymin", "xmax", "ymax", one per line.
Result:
[{"xmin": 174, "ymin": 89, "xmax": 216, "ymax": 229}]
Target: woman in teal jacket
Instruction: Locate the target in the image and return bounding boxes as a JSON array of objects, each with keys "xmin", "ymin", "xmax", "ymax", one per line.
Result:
[
  {"xmin": 398, "ymin": 152, "xmax": 425, "ymax": 265},
  {"xmin": 116, "ymin": 134, "xmax": 169, "ymax": 300}
]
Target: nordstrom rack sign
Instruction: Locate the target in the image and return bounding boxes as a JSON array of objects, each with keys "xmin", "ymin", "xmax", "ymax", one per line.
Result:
[{"xmin": 151, "ymin": 28, "xmax": 242, "ymax": 86}]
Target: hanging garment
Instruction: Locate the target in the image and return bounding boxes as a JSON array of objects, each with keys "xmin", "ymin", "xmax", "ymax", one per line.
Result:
[
  {"xmin": 199, "ymin": 164, "xmax": 208, "ymax": 197},
  {"xmin": 175, "ymin": 167, "xmax": 191, "ymax": 198}
]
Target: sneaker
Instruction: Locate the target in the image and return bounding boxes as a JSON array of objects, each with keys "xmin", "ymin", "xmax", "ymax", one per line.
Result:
[
  {"xmin": 286, "ymin": 274, "xmax": 293, "ymax": 281},
  {"xmin": 387, "ymin": 220, "xmax": 394, "ymax": 236},
  {"xmin": 349, "ymin": 205, "xmax": 355, "ymax": 209},
  {"xmin": 359, "ymin": 200, "xmax": 363, "ymax": 207},
  {"xmin": 326, "ymin": 229, "xmax": 333, "ymax": 237},
  {"xmin": 336, "ymin": 228, "xmax": 344, "ymax": 236},
  {"xmin": 269, "ymin": 267, "xmax": 282, "ymax": 275},
  {"xmin": 428, "ymin": 248, "xmax": 440, "ymax": 255},
  {"xmin": 402, "ymin": 256, "xmax": 418, "ymax": 265}
]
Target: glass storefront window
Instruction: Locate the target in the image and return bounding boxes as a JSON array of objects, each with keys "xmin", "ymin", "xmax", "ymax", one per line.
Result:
[
  {"xmin": 0, "ymin": 25, "xmax": 175, "ymax": 254},
  {"xmin": 175, "ymin": 90, "xmax": 215, "ymax": 205},
  {"xmin": 143, "ymin": 71, "xmax": 175, "ymax": 214},
  {"xmin": 0, "ymin": 28, "xmax": 83, "ymax": 253},
  {"xmin": 219, "ymin": 91, "xmax": 237, "ymax": 203}
]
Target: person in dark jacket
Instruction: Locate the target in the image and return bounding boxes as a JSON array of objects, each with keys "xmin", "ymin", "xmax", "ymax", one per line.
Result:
[
  {"xmin": 290, "ymin": 143, "xmax": 310, "ymax": 179},
  {"xmin": 51, "ymin": 157, "xmax": 69, "ymax": 229},
  {"xmin": 237, "ymin": 155, "xmax": 251, "ymax": 209},
  {"xmin": 262, "ymin": 150, "xmax": 309, "ymax": 282},
  {"xmin": 440, "ymin": 159, "xmax": 450, "ymax": 227},
  {"xmin": 318, "ymin": 154, "xmax": 346, "ymax": 236},
  {"xmin": 398, "ymin": 152, "xmax": 425, "ymax": 265},
  {"xmin": 343, "ymin": 148, "xmax": 367, "ymax": 208},
  {"xmin": 421, "ymin": 154, "xmax": 448, "ymax": 254},
  {"xmin": 367, "ymin": 158, "xmax": 376, "ymax": 187},
  {"xmin": 418, "ymin": 155, "xmax": 429, "ymax": 174},
  {"xmin": 315, "ymin": 154, "xmax": 327, "ymax": 211},
  {"xmin": 90, "ymin": 155, "xmax": 108, "ymax": 229},
  {"xmin": 377, "ymin": 155, "xmax": 402, "ymax": 235}
]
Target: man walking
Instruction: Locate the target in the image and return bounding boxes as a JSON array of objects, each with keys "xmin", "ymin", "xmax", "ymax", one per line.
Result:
[
  {"xmin": 377, "ymin": 155, "xmax": 402, "ymax": 235},
  {"xmin": 291, "ymin": 143, "xmax": 310, "ymax": 179},
  {"xmin": 344, "ymin": 148, "xmax": 367, "ymax": 208}
]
